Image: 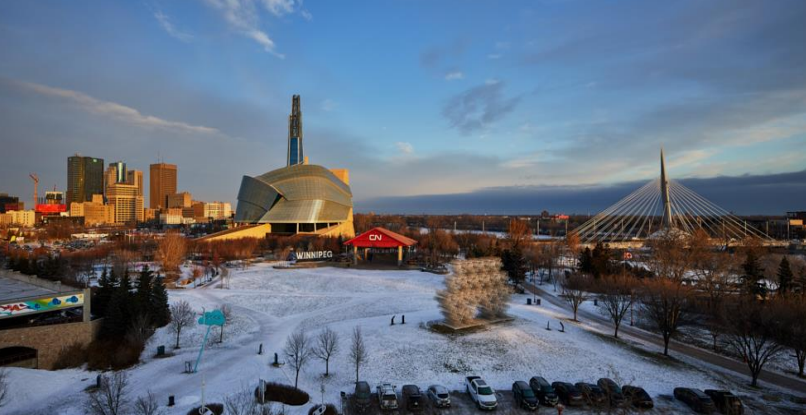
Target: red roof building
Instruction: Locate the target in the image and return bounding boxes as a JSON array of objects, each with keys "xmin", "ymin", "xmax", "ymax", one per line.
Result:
[{"xmin": 344, "ymin": 227, "xmax": 417, "ymax": 265}]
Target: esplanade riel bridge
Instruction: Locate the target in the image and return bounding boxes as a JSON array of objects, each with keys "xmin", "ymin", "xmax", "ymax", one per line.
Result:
[{"xmin": 570, "ymin": 149, "xmax": 785, "ymax": 249}]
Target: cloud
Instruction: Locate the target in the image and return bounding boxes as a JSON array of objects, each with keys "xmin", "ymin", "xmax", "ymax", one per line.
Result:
[
  {"xmin": 420, "ymin": 39, "xmax": 467, "ymax": 69},
  {"xmin": 442, "ymin": 81, "xmax": 521, "ymax": 134},
  {"xmin": 202, "ymin": 0, "xmax": 288, "ymax": 58},
  {"xmin": 487, "ymin": 54, "xmax": 502, "ymax": 60},
  {"xmin": 444, "ymin": 71, "xmax": 464, "ymax": 81},
  {"xmin": 321, "ymin": 98, "xmax": 336, "ymax": 112},
  {"xmin": 9, "ymin": 79, "xmax": 220, "ymax": 135},
  {"xmin": 300, "ymin": 9, "xmax": 313, "ymax": 21},
  {"xmin": 358, "ymin": 169, "xmax": 806, "ymax": 215},
  {"xmin": 395, "ymin": 142, "xmax": 414, "ymax": 155},
  {"xmin": 153, "ymin": 10, "xmax": 193, "ymax": 42}
]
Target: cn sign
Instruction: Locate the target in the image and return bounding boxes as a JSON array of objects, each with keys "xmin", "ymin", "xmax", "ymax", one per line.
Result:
[{"xmin": 369, "ymin": 234, "xmax": 383, "ymax": 241}]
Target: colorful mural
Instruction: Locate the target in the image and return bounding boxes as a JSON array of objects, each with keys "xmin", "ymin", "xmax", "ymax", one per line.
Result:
[{"xmin": 0, "ymin": 293, "xmax": 84, "ymax": 318}]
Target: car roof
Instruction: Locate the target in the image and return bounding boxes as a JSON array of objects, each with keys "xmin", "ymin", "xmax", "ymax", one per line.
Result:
[
  {"xmin": 429, "ymin": 385, "xmax": 448, "ymax": 392},
  {"xmin": 514, "ymin": 381, "xmax": 529, "ymax": 389},
  {"xmin": 475, "ymin": 380, "xmax": 488, "ymax": 387},
  {"xmin": 402, "ymin": 385, "xmax": 420, "ymax": 392}
]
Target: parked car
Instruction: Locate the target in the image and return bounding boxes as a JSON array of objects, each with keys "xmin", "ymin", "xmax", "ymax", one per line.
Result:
[
  {"xmin": 427, "ymin": 384, "xmax": 451, "ymax": 408},
  {"xmin": 704, "ymin": 390, "xmax": 744, "ymax": 415},
  {"xmin": 377, "ymin": 383, "xmax": 399, "ymax": 411},
  {"xmin": 466, "ymin": 376, "xmax": 498, "ymax": 411},
  {"xmin": 401, "ymin": 385, "xmax": 423, "ymax": 411},
  {"xmin": 529, "ymin": 376, "xmax": 559, "ymax": 407},
  {"xmin": 551, "ymin": 382, "xmax": 584, "ymax": 407},
  {"xmin": 622, "ymin": 385, "xmax": 654, "ymax": 409},
  {"xmin": 575, "ymin": 382, "xmax": 607, "ymax": 407},
  {"xmin": 674, "ymin": 388, "xmax": 716, "ymax": 414},
  {"xmin": 512, "ymin": 381, "xmax": 539, "ymax": 411},
  {"xmin": 354, "ymin": 381, "xmax": 372, "ymax": 412},
  {"xmin": 597, "ymin": 378, "xmax": 627, "ymax": 407}
]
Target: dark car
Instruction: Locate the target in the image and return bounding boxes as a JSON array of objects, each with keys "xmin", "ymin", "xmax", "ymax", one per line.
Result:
[
  {"xmin": 402, "ymin": 385, "xmax": 423, "ymax": 412},
  {"xmin": 551, "ymin": 382, "xmax": 584, "ymax": 407},
  {"xmin": 704, "ymin": 390, "xmax": 744, "ymax": 415},
  {"xmin": 426, "ymin": 384, "xmax": 451, "ymax": 408},
  {"xmin": 529, "ymin": 376, "xmax": 559, "ymax": 407},
  {"xmin": 354, "ymin": 381, "xmax": 372, "ymax": 412},
  {"xmin": 575, "ymin": 383, "xmax": 607, "ymax": 407},
  {"xmin": 675, "ymin": 388, "xmax": 717, "ymax": 414},
  {"xmin": 597, "ymin": 378, "xmax": 627, "ymax": 408},
  {"xmin": 622, "ymin": 385, "xmax": 654, "ymax": 410},
  {"xmin": 512, "ymin": 381, "xmax": 539, "ymax": 411}
]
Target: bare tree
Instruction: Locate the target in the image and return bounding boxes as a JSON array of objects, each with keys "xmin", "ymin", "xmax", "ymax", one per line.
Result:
[
  {"xmin": 721, "ymin": 297, "xmax": 786, "ymax": 387},
  {"xmin": 313, "ymin": 327, "xmax": 340, "ymax": 377},
  {"xmin": 169, "ymin": 300, "xmax": 194, "ymax": 349},
  {"xmin": 507, "ymin": 218, "xmax": 530, "ymax": 249},
  {"xmin": 156, "ymin": 232, "xmax": 187, "ymax": 282},
  {"xmin": 0, "ymin": 369, "xmax": 8, "ymax": 410},
  {"xmin": 594, "ymin": 274, "xmax": 635, "ymax": 338},
  {"xmin": 126, "ymin": 313, "xmax": 155, "ymax": 346},
  {"xmin": 225, "ymin": 388, "xmax": 274, "ymax": 415},
  {"xmin": 133, "ymin": 391, "xmax": 163, "ymax": 415},
  {"xmin": 349, "ymin": 326, "xmax": 368, "ymax": 383},
  {"xmin": 219, "ymin": 304, "xmax": 232, "ymax": 343},
  {"xmin": 640, "ymin": 278, "xmax": 693, "ymax": 356},
  {"xmin": 86, "ymin": 371, "xmax": 130, "ymax": 415},
  {"xmin": 284, "ymin": 329, "xmax": 312, "ymax": 388},
  {"xmin": 561, "ymin": 273, "xmax": 590, "ymax": 322}
]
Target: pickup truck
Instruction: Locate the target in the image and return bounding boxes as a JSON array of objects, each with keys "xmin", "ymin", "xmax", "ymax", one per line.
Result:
[
  {"xmin": 377, "ymin": 383, "xmax": 399, "ymax": 410},
  {"xmin": 466, "ymin": 376, "xmax": 498, "ymax": 410}
]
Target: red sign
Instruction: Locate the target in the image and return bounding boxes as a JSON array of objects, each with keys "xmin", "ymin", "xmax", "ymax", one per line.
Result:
[
  {"xmin": 35, "ymin": 204, "xmax": 67, "ymax": 214},
  {"xmin": 344, "ymin": 227, "xmax": 417, "ymax": 248},
  {"xmin": 623, "ymin": 252, "xmax": 633, "ymax": 260}
]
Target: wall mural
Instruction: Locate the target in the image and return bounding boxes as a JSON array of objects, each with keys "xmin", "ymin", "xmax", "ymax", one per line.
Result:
[{"xmin": 0, "ymin": 293, "xmax": 84, "ymax": 318}]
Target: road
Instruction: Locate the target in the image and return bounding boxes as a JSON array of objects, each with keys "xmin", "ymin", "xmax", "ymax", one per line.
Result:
[{"xmin": 525, "ymin": 282, "xmax": 806, "ymax": 396}]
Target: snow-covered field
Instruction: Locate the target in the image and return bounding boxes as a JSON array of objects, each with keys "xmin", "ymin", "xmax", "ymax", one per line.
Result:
[{"xmin": 2, "ymin": 264, "xmax": 797, "ymax": 414}]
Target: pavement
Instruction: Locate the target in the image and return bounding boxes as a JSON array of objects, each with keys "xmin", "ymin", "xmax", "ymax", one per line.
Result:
[{"xmin": 525, "ymin": 282, "xmax": 806, "ymax": 396}]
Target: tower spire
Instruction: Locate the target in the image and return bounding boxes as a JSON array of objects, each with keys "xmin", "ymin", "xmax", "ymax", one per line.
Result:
[
  {"xmin": 287, "ymin": 95, "xmax": 304, "ymax": 166},
  {"xmin": 660, "ymin": 147, "xmax": 673, "ymax": 229}
]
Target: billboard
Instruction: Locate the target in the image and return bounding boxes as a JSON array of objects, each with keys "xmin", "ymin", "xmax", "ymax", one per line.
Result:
[{"xmin": 35, "ymin": 204, "xmax": 67, "ymax": 214}]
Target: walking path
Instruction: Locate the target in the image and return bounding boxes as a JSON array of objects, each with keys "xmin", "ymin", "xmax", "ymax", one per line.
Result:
[{"xmin": 525, "ymin": 282, "xmax": 806, "ymax": 395}]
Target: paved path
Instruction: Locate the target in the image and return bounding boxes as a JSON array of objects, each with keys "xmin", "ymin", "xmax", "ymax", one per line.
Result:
[{"xmin": 525, "ymin": 282, "xmax": 806, "ymax": 396}]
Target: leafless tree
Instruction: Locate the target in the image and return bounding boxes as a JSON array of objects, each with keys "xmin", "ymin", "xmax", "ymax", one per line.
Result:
[
  {"xmin": 507, "ymin": 218, "xmax": 530, "ymax": 249},
  {"xmin": 721, "ymin": 297, "xmax": 787, "ymax": 387},
  {"xmin": 219, "ymin": 304, "xmax": 232, "ymax": 343},
  {"xmin": 561, "ymin": 273, "xmax": 590, "ymax": 322},
  {"xmin": 225, "ymin": 388, "xmax": 274, "ymax": 415},
  {"xmin": 313, "ymin": 327, "xmax": 340, "ymax": 377},
  {"xmin": 133, "ymin": 391, "xmax": 163, "ymax": 415},
  {"xmin": 640, "ymin": 278, "xmax": 693, "ymax": 356},
  {"xmin": 594, "ymin": 274, "xmax": 635, "ymax": 338},
  {"xmin": 169, "ymin": 300, "xmax": 194, "ymax": 349},
  {"xmin": 349, "ymin": 326, "xmax": 368, "ymax": 383},
  {"xmin": 284, "ymin": 329, "xmax": 312, "ymax": 388},
  {"xmin": 783, "ymin": 298, "xmax": 806, "ymax": 377},
  {"xmin": 645, "ymin": 232, "xmax": 692, "ymax": 282},
  {"xmin": 156, "ymin": 232, "xmax": 187, "ymax": 281},
  {"xmin": 86, "ymin": 371, "xmax": 130, "ymax": 415},
  {"xmin": 126, "ymin": 313, "xmax": 155, "ymax": 346},
  {"xmin": 0, "ymin": 369, "xmax": 8, "ymax": 409}
]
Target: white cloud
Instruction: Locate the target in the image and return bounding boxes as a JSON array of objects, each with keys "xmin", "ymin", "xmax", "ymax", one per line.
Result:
[
  {"xmin": 487, "ymin": 54, "xmax": 502, "ymax": 60},
  {"xmin": 16, "ymin": 80, "xmax": 220, "ymax": 135},
  {"xmin": 395, "ymin": 142, "xmax": 414, "ymax": 155},
  {"xmin": 321, "ymin": 99, "xmax": 336, "ymax": 112},
  {"xmin": 154, "ymin": 10, "xmax": 193, "ymax": 42},
  {"xmin": 300, "ymin": 9, "xmax": 313, "ymax": 21},
  {"xmin": 202, "ymin": 0, "xmax": 286, "ymax": 58},
  {"xmin": 485, "ymin": 78, "xmax": 500, "ymax": 85},
  {"xmin": 444, "ymin": 71, "xmax": 464, "ymax": 81}
]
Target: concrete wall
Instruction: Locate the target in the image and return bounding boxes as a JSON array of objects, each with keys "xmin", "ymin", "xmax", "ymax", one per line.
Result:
[{"xmin": 0, "ymin": 319, "xmax": 102, "ymax": 370}]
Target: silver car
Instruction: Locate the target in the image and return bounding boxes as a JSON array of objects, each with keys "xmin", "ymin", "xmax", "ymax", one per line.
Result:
[{"xmin": 427, "ymin": 384, "xmax": 451, "ymax": 408}]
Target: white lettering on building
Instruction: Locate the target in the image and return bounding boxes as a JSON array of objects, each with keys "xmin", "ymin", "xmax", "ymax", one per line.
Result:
[{"xmin": 369, "ymin": 234, "xmax": 383, "ymax": 241}]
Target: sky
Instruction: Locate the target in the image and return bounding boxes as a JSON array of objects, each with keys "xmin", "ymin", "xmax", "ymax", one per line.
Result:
[{"xmin": 0, "ymin": 0, "xmax": 805, "ymax": 214}]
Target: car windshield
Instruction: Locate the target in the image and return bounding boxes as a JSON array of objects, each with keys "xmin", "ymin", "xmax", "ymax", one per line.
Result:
[
  {"xmin": 478, "ymin": 386, "xmax": 494, "ymax": 395},
  {"xmin": 383, "ymin": 394, "xmax": 396, "ymax": 400},
  {"xmin": 522, "ymin": 388, "xmax": 535, "ymax": 398},
  {"xmin": 437, "ymin": 393, "xmax": 449, "ymax": 399}
]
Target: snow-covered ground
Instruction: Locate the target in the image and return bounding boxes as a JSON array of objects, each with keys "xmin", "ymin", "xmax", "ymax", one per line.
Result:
[{"xmin": 3, "ymin": 264, "xmax": 799, "ymax": 414}]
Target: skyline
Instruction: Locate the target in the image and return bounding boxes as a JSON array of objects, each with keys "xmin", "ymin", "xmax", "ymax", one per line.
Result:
[{"xmin": 1, "ymin": 0, "xmax": 805, "ymax": 214}]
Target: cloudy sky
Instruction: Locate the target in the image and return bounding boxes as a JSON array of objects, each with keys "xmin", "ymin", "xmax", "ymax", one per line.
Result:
[{"xmin": 1, "ymin": 0, "xmax": 804, "ymax": 214}]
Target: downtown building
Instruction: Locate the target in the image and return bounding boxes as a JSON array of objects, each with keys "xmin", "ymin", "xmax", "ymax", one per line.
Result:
[
  {"xmin": 149, "ymin": 163, "xmax": 177, "ymax": 210},
  {"xmin": 67, "ymin": 155, "xmax": 104, "ymax": 205}
]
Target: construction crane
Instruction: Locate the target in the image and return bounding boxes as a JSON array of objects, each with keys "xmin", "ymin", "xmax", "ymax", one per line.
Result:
[{"xmin": 29, "ymin": 173, "xmax": 39, "ymax": 206}]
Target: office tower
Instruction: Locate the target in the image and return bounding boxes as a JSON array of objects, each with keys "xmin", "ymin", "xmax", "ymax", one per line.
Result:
[
  {"xmin": 110, "ymin": 161, "xmax": 127, "ymax": 183},
  {"xmin": 287, "ymin": 95, "xmax": 304, "ymax": 166},
  {"xmin": 149, "ymin": 163, "xmax": 177, "ymax": 210},
  {"xmin": 167, "ymin": 192, "xmax": 192, "ymax": 209},
  {"xmin": 127, "ymin": 170, "xmax": 144, "ymax": 197},
  {"xmin": 107, "ymin": 183, "xmax": 144, "ymax": 223},
  {"xmin": 67, "ymin": 154, "xmax": 104, "ymax": 205}
]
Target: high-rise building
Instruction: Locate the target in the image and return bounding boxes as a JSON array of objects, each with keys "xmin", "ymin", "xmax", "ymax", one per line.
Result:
[
  {"xmin": 126, "ymin": 170, "xmax": 144, "ymax": 197},
  {"xmin": 70, "ymin": 194, "xmax": 115, "ymax": 226},
  {"xmin": 110, "ymin": 161, "xmax": 127, "ymax": 183},
  {"xmin": 167, "ymin": 191, "xmax": 192, "ymax": 209},
  {"xmin": 0, "ymin": 193, "xmax": 21, "ymax": 213},
  {"xmin": 107, "ymin": 183, "xmax": 144, "ymax": 223},
  {"xmin": 193, "ymin": 201, "xmax": 233, "ymax": 221},
  {"xmin": 67, "ymin": 155, "xmax": 104, "ymax": 205},
  {"xmin": 287, "ymin": 95, "xmax": 304, "ymax": 166},
  {"xmin": 149, "ymin": 163, "xmax": 177, "ymax": 210}
]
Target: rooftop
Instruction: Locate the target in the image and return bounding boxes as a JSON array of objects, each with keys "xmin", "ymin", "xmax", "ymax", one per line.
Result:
[{"xmin": 0, "ymin": 275, "xmax": 57, "ymax": 302}]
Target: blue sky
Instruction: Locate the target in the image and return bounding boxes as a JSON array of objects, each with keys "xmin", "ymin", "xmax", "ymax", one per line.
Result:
[{"xmin": 1, "ymin": 0, "xmax": 805, "ymax": 213}]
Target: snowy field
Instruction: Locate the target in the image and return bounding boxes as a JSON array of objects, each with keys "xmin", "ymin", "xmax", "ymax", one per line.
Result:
[{"xmin": 3, "ymin": 264, "xmax": 801, "ymax": 414}]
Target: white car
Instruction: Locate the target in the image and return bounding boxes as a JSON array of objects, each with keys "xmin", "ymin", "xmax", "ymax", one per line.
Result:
[{"xmin": 466, "ymin": 376, "xmax": 497, "ymax": 410}]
